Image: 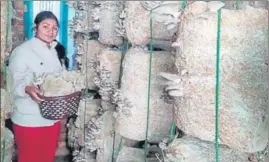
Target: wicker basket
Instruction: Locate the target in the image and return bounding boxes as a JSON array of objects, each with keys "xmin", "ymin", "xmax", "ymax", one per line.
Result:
[{"xmin": 38, "ymin": 91, "xmax": 82, "ymax": 120}]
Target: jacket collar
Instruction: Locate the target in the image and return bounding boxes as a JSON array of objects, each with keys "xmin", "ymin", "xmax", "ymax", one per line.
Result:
[{"xmin": 32, "ymin": 37, "xmax": 58, "ymax": 49}]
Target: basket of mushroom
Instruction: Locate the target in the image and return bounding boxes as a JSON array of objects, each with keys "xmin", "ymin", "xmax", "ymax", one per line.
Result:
[{"xmin": 33, "ymin": 71, "xmax": 86, "ymax": 120}]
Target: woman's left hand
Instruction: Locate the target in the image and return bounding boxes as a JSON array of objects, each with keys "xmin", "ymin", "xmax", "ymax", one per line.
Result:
[{"xmin": 25, "ymin": 85, "xmax": 44, "ymax": 103}]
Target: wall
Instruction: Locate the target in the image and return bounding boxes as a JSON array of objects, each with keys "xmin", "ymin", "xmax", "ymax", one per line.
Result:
[{"xmin": 11, "ymin": 1, "xmax": 25, "ymax": 48}]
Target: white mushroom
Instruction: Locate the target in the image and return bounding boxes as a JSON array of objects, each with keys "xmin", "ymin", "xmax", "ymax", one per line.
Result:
[
  {"xmin": 158, "ymin": 72, "xmax": 182, "ymax": 83},
  {"xmin": 207, "ymin": 1, "xmax": 225, "ymax": 12}
]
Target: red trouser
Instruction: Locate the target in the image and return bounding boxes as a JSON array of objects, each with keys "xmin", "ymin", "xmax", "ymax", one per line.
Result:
[{"xmin": 13, "ymin": 122, "xmax": 60, "ymax": 162}]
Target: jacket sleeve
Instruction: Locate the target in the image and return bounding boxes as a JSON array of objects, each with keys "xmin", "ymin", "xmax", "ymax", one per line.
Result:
[{"xmin": 8, "ymin": 48, "xmax": 33, "ymax": 98}]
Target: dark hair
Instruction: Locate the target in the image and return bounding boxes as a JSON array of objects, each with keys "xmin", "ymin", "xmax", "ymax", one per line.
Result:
[
  {"xmin": 54, "ymin": 40, "xmax": 69, "ymax": 69},
  {"xmin": 34, "ymin": 11, "xmax": 59, "ymax": 27}
]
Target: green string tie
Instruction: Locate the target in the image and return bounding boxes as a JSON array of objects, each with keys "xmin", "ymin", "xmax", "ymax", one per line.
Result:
[
  {"xmin": 215, "ymin": 5, "xmax": 222, "ymax": 162},
  {"xmin": 144, "ymin": 9, "xmax": 154, "ymax": 162}
]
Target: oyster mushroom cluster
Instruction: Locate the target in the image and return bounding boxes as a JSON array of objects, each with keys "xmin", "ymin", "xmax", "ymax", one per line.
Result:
[
  {"xmin": 0, "ymin": 88, "xmax": 13, "ymax": 120},
  {"xmin": 68, "ymin": 1, "xmax": 100, "ymax": 33},
  {"xmin": 158, "ymin": 71, "xmax": 185, "ymax": 97},
  {"xmin": 72, "ymin": 148, "xmax": 96, "ymax": 162},
  {"xmin": 92, "ymin": 59, "xmax": 133, "ymax": 117},
  {"xmin": 140, "ymin": 1, "xmax": 182, "ymax": 31},
  {"xmin": 33, "ymin": 70, "xmax": 85, "ymax": 97},
  {"xmin": 115, "ymin": 8, "xmax": 127, "ymax": 37},
  {"xmin": 84, "ymin": 116, "xmax": 103, "ymax": 152},
  {"xmin": 111, "ymin": 89, "xmax": 132, "ymax": 118}
]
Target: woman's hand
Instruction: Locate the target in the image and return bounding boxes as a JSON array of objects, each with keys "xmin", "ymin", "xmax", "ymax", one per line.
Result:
[{"xmin": 25, "ymin": 85, "xmax": 44, "ymax": 103}]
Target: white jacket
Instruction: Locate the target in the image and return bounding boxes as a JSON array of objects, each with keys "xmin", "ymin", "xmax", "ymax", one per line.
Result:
[{"xmin": 8, "ymin": 37, "xmax": 63, "ymax": 127}]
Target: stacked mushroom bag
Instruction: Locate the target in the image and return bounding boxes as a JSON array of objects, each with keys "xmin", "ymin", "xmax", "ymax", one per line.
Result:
[
  {"xmin": 172, "ymin": 2, "xmax": 268, "ymax": 153},
  {"xmin": 117, "ymin": 47, "xmax": 174, "ymax": 143}
]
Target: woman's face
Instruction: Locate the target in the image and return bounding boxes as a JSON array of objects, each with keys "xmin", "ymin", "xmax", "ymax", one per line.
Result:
[{"xmin": 36, "ymin": 18, "xmax": 58, "ymax": 44}]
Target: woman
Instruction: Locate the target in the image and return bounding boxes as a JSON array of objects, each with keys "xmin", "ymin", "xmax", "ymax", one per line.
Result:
[{"xmin": 8, "ymin": 11, "xmax": 65, "ymax": 162}]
